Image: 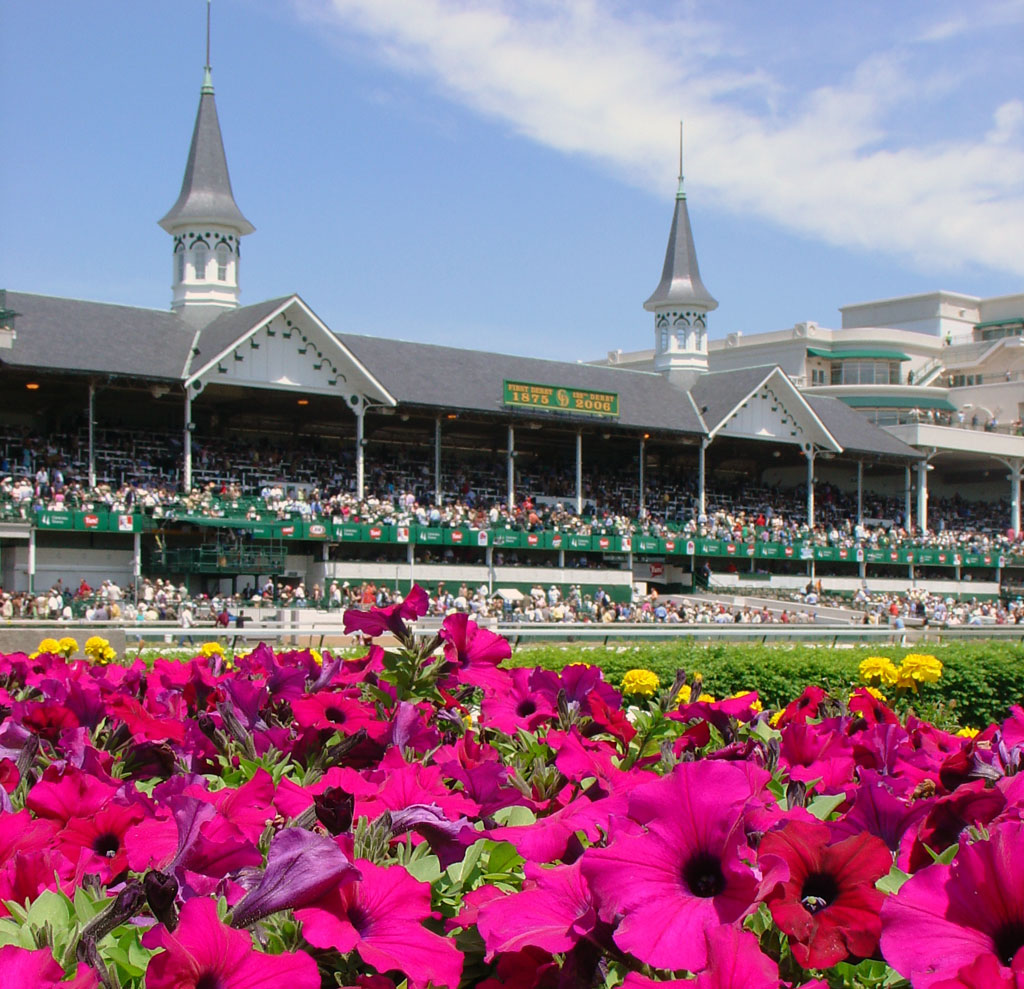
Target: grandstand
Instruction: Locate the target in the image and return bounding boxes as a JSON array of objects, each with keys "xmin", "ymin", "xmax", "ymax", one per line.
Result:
[{"xmin": 2, "ymin": 57, "xmax": 1023, "ymax": 606}]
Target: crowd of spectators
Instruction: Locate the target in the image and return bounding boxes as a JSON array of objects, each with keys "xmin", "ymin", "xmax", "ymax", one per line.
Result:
[{"xmin": 1, "ymin": 425, "xmax": 1021, "ymax": 559}]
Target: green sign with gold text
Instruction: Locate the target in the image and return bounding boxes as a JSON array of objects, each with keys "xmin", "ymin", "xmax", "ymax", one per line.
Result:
[{"xmin": 503, "ymin": 380, "xmax": 619, "ymax": 417}]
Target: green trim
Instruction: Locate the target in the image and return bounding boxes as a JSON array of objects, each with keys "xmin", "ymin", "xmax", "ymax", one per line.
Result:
[
  {"xmin": 839, "ymin": 395, "xmax": 957, "ymax": 411},
  {"xmin": 807, "ymin": 347, "xmax": 911, "ymax": 361},
  {"xmin": 975, "ymin": 318, "xmax": 1024, "ymax": 330}
]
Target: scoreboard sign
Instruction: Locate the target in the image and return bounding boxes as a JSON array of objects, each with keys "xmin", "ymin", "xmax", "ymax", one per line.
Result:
[{"xmin": 503, "ymin": 380, "xmax": 619, "ymax": 418}]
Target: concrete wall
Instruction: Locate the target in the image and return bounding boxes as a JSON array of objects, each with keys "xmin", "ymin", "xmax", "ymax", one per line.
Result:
[
  {"xmin": 5, "ymin": 538, "xmax": 135, "ymax": 592},
  {"xmin": 710, "ymin": 572, "xmax": 999, "ymax": 598}
]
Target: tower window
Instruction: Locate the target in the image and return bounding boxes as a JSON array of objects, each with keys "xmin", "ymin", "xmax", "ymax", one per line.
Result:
[
  {"xmin": 194, "ymin": 247, "xmax": 208, "ymax": 280},
  {"xmin": 175, "ymin": 247, "xmax": 185, "ymax": 282},
  {"xmin": 216, "ymin": 244, "xmax": 229, "ymax": 281}
]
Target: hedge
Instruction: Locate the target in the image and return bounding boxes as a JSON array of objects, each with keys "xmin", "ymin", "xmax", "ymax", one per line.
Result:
[{"xmin": 508, "ymin": 641, "xmax": 1024, "ymax": 728}]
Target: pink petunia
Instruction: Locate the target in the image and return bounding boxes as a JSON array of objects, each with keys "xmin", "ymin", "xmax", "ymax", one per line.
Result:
[
  {"xmin": 296, "ymin": 859, "xmax": 463, "ymax": 989},
  {"xmin": 881, "ymin": 820, "xmax": 1024, "ymax": 988},
  {"xmin": 581, "ymin": 761, "xmax": 764, "ymax": 971},
  {"xmin": 0, "ymin": 944, "xmax": 98, "ymax": 988},
  {"xmin": 144, "ymin": 896, "xmax": 320, "ymax": 989}
]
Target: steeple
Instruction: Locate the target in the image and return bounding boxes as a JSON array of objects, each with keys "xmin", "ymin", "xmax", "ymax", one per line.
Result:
[
  {"xmin": 644, "ymin": 126, "xmax": 717, "ymax": 387},
  {"xmin": 160, "ymin": 3, "xmax": 253, "ymax": 325}
]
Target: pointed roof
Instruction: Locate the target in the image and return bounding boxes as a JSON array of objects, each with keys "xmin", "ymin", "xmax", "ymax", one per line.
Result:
[
  {"xmin": 159, "ymin": 69, "xmax": 253, "ymax": 234},
  {"xmin": 643, "ymin": 179, "xmax": 717, "ymax": 312}
]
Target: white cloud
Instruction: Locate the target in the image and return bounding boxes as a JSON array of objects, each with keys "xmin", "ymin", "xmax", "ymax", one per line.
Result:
[{"xmin": 294, "ymin": 0, "xmax": 1024, "ymax": 277}]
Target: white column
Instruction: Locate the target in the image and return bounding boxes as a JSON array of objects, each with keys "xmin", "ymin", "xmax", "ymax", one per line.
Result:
[
  {"xmin": 28, "ymin": 527, "xmax": 36, "ymax": 595},
  {"xmin": 1010, "ymin": 462, "xmax": 1022, "ymax": 536},
  {"xmin": 698, "ymin": 440, "xmax": 707, "ymax": 517},
  {"xmin": 575, "ymin": 430, "xmax": 583, "ymax": 515},
  {"xmin": 916, "ymin": 461, "xmax": 929, "ymax": 534},
  {"xmin": 87, "ymin": 381, "xmax": 97, "ymax": 490},
  {"xmin": 183, "ymin": 390, "xmax": 192, "ymax": 493},
  {"xmin": 806, "ymin": 446, "xmax": 815, "ymax": 529},
  {"xmin": 904, "ymin": 466, "xmax": 912, "ymax": 532},
  {"xmin": 638, "ymin": 436, "xmax": 647, "ymax": 519},
  {"xmin": 856, "ymin": 460, "xmax": 863, "ymax": 525},
  {"xmin": 434, "ymin": 416, "xmax": 442, "ymax": 506},
  {"xmin": 133, "ymin": 531, "xmax": 141, "ymax": 602},
  {"xmin": 355, "ymin": 402, "xmax": 366, "ymax": 501},
  {"xmin": 506, "ymin": 425, "xmax": 515, "ymax": 512}
]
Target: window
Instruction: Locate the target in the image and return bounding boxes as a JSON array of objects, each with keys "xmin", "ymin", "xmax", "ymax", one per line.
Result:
[
  {"xmin": 216, "ymin": 244, "xmax": 229, "ymax": 281},
  {"xmin": 175, "ymin": 248, "xmax": 185, "ymax": 282},
  {"xmin": 193, "ymin": 247, "xmax": 208, "ymax": 280},
  {"xmin": 829, "ymin": 359, "xmax": 902, "ymax": 385}
]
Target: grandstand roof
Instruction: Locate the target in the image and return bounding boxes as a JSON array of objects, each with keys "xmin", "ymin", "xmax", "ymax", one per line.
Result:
[
  {"xmin": 1, "ymin": 292, "xmax": 194, "ymax": 381},
  {"xmin": 338, "ymin": 332, "xmax": 706, "ymax": 435},
  {"xmin": 158, "ymin": 72, "xmax": 254, "ymax": 235},
  {"xmin": 804, "ymin": 394, "xmax": 924, "ymax": 460},
  {"xmin": 187, "ymin": 296, "xmax": 293, "ymax": 377}
]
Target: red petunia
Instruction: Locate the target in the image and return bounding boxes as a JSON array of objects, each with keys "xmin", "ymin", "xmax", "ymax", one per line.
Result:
[{"xmin": 760, "ymin": 818, "xmax": 892, "ymax": 968}]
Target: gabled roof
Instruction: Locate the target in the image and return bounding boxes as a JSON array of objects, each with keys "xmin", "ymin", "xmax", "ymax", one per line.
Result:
[
  {"xmin": 188, "ymin": 296, "xmax": 293, "ymax": 378},
  {"xmin": 805, "ymin": 395, "xmax": 924, "ymax": 461},
  {"xmin": 689, "ymin": 365, "xmax": 777, "ymax": 434},
  {"xmin": 158, "ymin": 72, "xmax": 254, "ymax": 235},
  {"xmin": 338, "ymin": 333, "xmax": 706, "ymax": 435},
  {"xmin": 643, "ymin": 182, "xmax": 717, "ymax": 312},
  {"xmin": 0, "ymin": 291, "xmax": 193, "ymax": 381}
]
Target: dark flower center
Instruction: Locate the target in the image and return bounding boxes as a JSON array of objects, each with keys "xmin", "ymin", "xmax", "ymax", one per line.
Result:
[
  {"xmin": 196, "ymin": 974, "xmax": 223, "ymax": 989},
  {"xmin": 516, "ymin": 699, "xmax": 537, "ymax": 717},
  {"xmin": 682, "ymin": 851, "xmax": 726, "ymax": 898},
  {"xmin": 800, "ymin": 872, "xmax": 840, "ymax": 913},
  {"xmin": 346, "ymin": 904, "xmax": 371, "ymax": 935},
  {"xmin": 993, "ymin": 920, "xmax": 1024, "ymax": 967},
  {"xmin": 325, "ymin": 707, "xmax": 346, "ymax": 724},
  {"xmin": 92, "ymin": 833, "xmax": 120, "ymax": 858}
]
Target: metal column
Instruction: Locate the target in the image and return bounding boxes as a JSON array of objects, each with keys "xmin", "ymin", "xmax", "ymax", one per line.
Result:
[
  {"xmin": 1011, "ymin": 461, "xmax": 1022, "ymax": 535},
  {"xmin": 27, "ymin": 527, "xmax": 36, "ymax": 595},
  {"xmin": 916, "ymin": 460, "xmax": 929, "ymax": 534},
  {"xmin": 355, "ymin": 402, "xmax": 366, "ymax": 500},
  {"xmin": 698, "ymin": 440, "xmax": 707, "ymax": 517},
  {"xmin": 904, "ymin": 466, "xmax": 912, "ymax": 532},
  {"xmin": 133, "ymin": 531, "xmax": 141, "ymax": 603},
  {"xmin": 806, "ymin": 447, "xmax": 815, "ymax": 528},
  {"xmin": 87, "ymin": 381, "xmax": 97, "ymax": 490},
  {"xmin": 506, "ymin": 425, "xmax": 515, "ymax": 512},
  {"xmin": 183, "ymin": 390, "xmax": 192, "ymax": 492},
  {"xmin": 575, "ymin": 430, "xmax": 583, "ymax": 515},
  {"xmin": 638, "ymin": 435, "xmax": 647, "ymax": 519},
  {"xmin": 434, "ymin": 416, "xmax": 442, "ymax": 506}
]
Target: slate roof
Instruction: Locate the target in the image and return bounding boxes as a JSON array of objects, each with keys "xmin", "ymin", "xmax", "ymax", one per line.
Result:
[
  {"xmin": 805, "ymin": 395, "xmax": 923, "ymax": 461},
  {"xmin": 159, "ymin": 74, "xmax": 254, "ymax": 235},
  {"xmin": 1, "ymin": 292, "xmax": 194, "ymax": 381},
  {"xmin": 338, "ymin": 332, "xmax": 706, "ymax": 435},
  {"xmin": 643, "ymin": 185, "xmax": 718, "ymax": 312},
  {"xmin": 689, "ymin": 365, "xmax": 776, "ymax": 432}
]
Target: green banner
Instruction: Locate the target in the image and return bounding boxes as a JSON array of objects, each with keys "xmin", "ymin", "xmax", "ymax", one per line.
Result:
[
  {"xmin": 491, "ymin": 530, "xmax": 522, "ymax": 548},
  {"xmin": 503, "ymin": 380, "xmax": 619, "ymax": 418}
]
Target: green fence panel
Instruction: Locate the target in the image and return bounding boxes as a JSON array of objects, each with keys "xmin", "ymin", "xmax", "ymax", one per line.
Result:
[
  {"xmin": 415, "ymin": 527, "xmax": 443, "ymax": 545},
  {"xmin": 35, "ymin": 510, "xmax": 75, "ymax": 529}
]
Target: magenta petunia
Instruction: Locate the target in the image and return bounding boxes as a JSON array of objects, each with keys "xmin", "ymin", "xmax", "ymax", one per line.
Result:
[
  {"xmin": 296, "ymin": 859, "xmax": 463, "ymax": 989},
  {"xmin": 143, "ymin": 896, "xmax": 320, "ymax": 989},
  {"xmin": 343, "ymin": 584, "xmax": 429, "ymax": 638},
  {"xmin": 476, "ymin": 861, "xmax": 597, "ymax": 958},
  {"xmin": 581, "ymin": 761, "xmax": 763, "ymax": 971},
  {"xmin": 0, "ymin": 945, "xmax": 98, "ymax": 988},
  {"xmin": 439, "ymin": 612, "xmax": 511, "ymax": 676},
  {"xmin": 480, "ymin": 667, "xmax": 556, "ymax": 734},
  {"xmin": 881, "ymin": 820, "xmax": 1024, "ymax": 988},
  {"xmin": 759, "ymin": 818, "xmax": 892, "ymax": 968}
]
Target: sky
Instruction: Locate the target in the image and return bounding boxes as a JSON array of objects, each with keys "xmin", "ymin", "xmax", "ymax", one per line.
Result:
[{"xmin": 2, "ymin": 0, "xmax": 1022, "ymax": 363}]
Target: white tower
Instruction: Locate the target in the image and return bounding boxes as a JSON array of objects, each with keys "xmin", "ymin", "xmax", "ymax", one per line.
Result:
[
  {"xmin": 643, "ymin": 132, "xmax": 717, "ymax": 389},
  {"xmin": 159, "ymin": 53, "xmax": 253, "ymax": 327}
]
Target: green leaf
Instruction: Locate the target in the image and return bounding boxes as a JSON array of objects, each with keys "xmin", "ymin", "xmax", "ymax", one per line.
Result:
[
  {"xmin": 404, "ymin": 853, "xmax": 442, "ymax": 884},
  {"xmin": 491, "ymin": 805, "xmax": 536, "ymax": 827},
  {"xmin": 876, "ymin": 864, "xmax": 911, "ymax": 895},
  {"xmin": 806, "ymin": 791, "xmax": 846, "ymax": 820}
]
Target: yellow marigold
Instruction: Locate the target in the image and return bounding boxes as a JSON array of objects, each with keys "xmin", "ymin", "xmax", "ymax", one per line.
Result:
[
  {"xmin": 957, "ymin": 726, "xmax": 980, "ymax": 739},
  {"xmin": 84, "ymin": 635, "xmax": 111, "ymax": 657},
  {"xmin": 57, "ymin": 636, "xmax": 79, "ymax": 658},
  {"xmin": 769, "ymin": 710, "xmax": 784, "ymax": 728},
  {"xmin": 200, "ymin": 641, "xmax": 225, "ymax": 658},
  {"xmin": 621, "ymin": 668, "xmax": 660, "ymax": 697},
  {"xmin": 36, "ymin": 637, "xmax": 61, "ymax": 656},
  {"xmin": 309, "ymin": 649, "xmax": 324, "ymax": 666},
  {"xmin": 98, "ymin": 645, "xmax": 117, "ymax": 665},
  {"xmin": 899, "ymin": 653, "xmax": 943, "ymax": 685},
  {"xmin": 862, "ymin": 686, "xmax": 887, "ymax": 702},
  {"xmin": 859, "ymin": 656, "xmax": 899, "ymax": 686}
]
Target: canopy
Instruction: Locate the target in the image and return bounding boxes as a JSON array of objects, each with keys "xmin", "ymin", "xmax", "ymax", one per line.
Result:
[{"xmin": 807, "ymin": 347, "xmax": 911, "ymax": 361}]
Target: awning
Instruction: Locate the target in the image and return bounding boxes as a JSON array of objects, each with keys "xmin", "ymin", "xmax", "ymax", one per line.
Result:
[
  {"xmin": 496, "ymin": 588, "xmax": 525, "ymax": 602},
  {"xmin": 839, "ymin": 395, "xmax": 957, "ymax": 411},
  {"xmin": 807, "ymin": 347, "xmax": 911, "ymax": 361}
]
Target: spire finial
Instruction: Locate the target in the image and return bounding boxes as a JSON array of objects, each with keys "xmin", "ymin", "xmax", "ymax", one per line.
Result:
[
  {"xmin": 676, "ymin": 120, "xmax": 686, "ymax": 199},
  {"xmin": 202, "ymin": 0, "xmax": 214, "ymax": 93}
]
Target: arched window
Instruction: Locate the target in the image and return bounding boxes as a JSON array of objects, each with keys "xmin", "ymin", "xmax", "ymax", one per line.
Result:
[
  {"xmin": 193, "ymin": 246, "xmax": 208, "ymax": 280},
  {"xmin": 175, "ymin": 244, "xmax": 185, "ymax": 282},
  {"xmin": 216, "ymin": 244, "xmax": 230, "ymax": 282}
]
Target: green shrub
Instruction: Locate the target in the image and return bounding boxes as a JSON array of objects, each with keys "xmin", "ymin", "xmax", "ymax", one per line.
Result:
[{"xmin": 508, "ymin": 641, "xmax": 1024, "ymax": 728}]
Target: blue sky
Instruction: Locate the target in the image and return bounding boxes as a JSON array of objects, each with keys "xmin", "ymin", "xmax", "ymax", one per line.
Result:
[{"xmin": 2, "ymin": 0, "xmax": 1022, "ymax": 362}]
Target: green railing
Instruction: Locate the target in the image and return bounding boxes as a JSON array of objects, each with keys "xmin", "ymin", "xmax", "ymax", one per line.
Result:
[{"xmin": 145, "ymin": 545, "xmax": 287, "ymax": 575}]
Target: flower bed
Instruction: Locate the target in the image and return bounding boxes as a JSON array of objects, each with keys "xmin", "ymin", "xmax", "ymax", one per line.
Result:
[{"xmin": 1, "ymin": 585, "xmax": 1023, "ymax": 987}]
